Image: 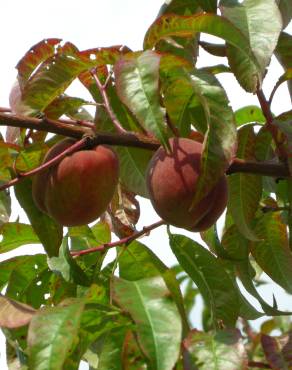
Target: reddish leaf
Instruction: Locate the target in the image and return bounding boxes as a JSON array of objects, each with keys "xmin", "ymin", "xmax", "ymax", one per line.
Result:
[
  {"xmin": 0, "ymin": 295, "xmax": 36, "ymax": 328},
  {"xmin": 261, "ymin": 333, "xmax": 292, "ymax": 369}
]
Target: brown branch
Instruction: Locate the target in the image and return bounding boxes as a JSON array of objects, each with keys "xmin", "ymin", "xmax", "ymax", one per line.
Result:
[
  {"xmin": 71, "ymin": 220, "xmax": 165, "ymax": 257},
  {"xmin": 0, "ymin": 138, "xmax": 88, "ymax": 192},
  {"xmin": 0, "ymin": 112, "xmax": 291, "ymax": 188},
  {"xmin": 257, "ymin": 88, "xmax": 287, "ymax": 161},
  {"xmin": 91, "ymin": 69, "xmax": 127, "ymax": 134}
]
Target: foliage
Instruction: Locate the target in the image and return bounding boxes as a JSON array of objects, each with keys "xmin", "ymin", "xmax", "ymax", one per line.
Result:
[{"xmin": 0, "ymin": 1, "xmax": 291, "ymax": 369}]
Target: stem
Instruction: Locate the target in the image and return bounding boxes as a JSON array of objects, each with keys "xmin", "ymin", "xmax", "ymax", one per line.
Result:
[
  {"xmin": 0, "ymin": 138, "xmax": 87, "ymax": 192},
  {"xmin": 257, "ymin": 88, "xmax": 287, "ymax": 161},
  {"xmin": 227, "ymin": 158, "xmax": 289, "ymax": 178},
  {"xmin": 71, "ymin": 220, "xmax": 165, "ymax": 257},
  {"xmin": 91, "ymin": 69, "xmax": 127, "ymax": 134}
]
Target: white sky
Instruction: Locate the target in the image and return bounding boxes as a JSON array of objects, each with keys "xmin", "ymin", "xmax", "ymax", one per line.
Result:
[{"xmin": 0, "ymin": 1, "xmax": 292, "ymax": 369}]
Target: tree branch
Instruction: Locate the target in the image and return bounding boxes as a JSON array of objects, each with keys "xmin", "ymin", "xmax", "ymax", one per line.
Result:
[
  {"xmin": 71, "ymin": 220, "xmax": 165, "ymax": 257},
  {"xmin": 0, "ymin": 112, "xmax": 291, "ymax": 183},
  {"xmin": 257, "ymin": 88, "xmax": 287, "ymax": 161},
  {"xmin": 248, "ymin": 361, "xmax": 271, "ymax": 369},
  {"xmin": 91, "ymin": 69, "xmax": 127, "ymax": 134}
]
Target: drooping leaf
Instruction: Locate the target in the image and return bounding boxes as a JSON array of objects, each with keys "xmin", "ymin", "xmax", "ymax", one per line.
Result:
[
  {"xmin": 221, "ymin": 0, "xmax": 282, "ymax": 92},
  {"xmin": 157, "ymin": 0, "xmax": 201, "ymax": 17},
  {"xmin": 234, "ymin": 105, "xmax": 265, "ymax": 126},
  {"xmin": 14, "ymin": 178, "xmax": 63, "ymax": 257},
  {"xmin": 199, "ymin": 41, "xmax": 227, "ymax": 57},
  {"xmin": 114, "ymin": 51, "xmax": 168, "ymax": 147},
  {"xmin": 28, "ymin": 300, "xmax": 85, "ymax": 370},
  {"xmin": 0, "ymin": 222, "xmax": 40, "ymax": 253},
  {"xmin": 183, "ymin": 329, "xmax": 248, "ymax": 369},
  {"xmin": 169, "ymin": 233, "xmax": 239, "ymax": 327},
  {"xmin": 144, "ymin": 13, "xmax": 260, "ymax": 70},
  {"xmin": 227, "ymin": 125, "xmax": 262, "ymax": 240},
  {"xmin": 113, "ymin": 276, "xmax": 182, "ymax": 370},
  {"xmin": 189, "ymin": 70, "xmax": 237, "ymax": 206},
  {"xmin": 44, "ymin": 95, "xmax": 93, "ymax": 120},
  {"xmin": 0, "ymin": 295, "xmax": 36, "ymax": 329},
  {"xmin": 250, "ymin": 212, "xmax": 292, "ymax": 294}
]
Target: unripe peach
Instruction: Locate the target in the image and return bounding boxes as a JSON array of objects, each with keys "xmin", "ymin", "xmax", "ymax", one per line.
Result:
[
  {"xmin": 32, "ymin": 139, "xmax": 119, "ymax": 226},
  {"xmin": 146, "ymin": 138, "xmax": 228, "ymax": 231}
]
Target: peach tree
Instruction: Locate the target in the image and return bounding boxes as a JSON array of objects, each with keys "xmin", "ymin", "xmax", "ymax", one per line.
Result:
[{"xmin": 0, "ymin": 0, "xmax": 292, "ymax": 369}]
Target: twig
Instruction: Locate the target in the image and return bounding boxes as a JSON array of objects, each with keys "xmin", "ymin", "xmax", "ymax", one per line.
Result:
[
  {"xmin": 71, "ymin": 220, "xmax": 165, "ymax": 257},
  {"xmin": 0, "ymin": 107, "xmax": 11, "ymax": 113},
  {"xmin": 0, "ymin": 138, "xmax": 87, "ymax": 192},
  {"xmin": 257, "ymin": 88, "xmax": 287, "ymax": 161},
  {"xmin": 90, "ymin": 69, "xmax": 127, "ymax": 133}
]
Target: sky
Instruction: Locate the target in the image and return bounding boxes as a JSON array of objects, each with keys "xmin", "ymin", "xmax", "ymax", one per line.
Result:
[{"xmin": 0, "ymin": 1, "xmax": 292, "ymax": 369}]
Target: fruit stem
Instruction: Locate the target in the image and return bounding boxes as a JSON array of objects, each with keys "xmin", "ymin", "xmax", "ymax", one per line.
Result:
[
  {"xmin": 90, "ymin": 68, "xmax": 127, "ymax": 134},
  {"xmin": 71, "ymin": 219, "xmax": 165, "ymax": 257},
  {"xmin": 0, "ymin": 137, "xmax": 87, "ymax": 192}
]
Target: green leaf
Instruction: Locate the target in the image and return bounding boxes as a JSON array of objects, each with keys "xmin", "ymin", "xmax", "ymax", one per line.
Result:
[
  {"xmin": 277, "ymin": 0, "xmax": 292, "ymax": 28},
  {"xmin": 221, "ymin": 0, "xmax": 282, "ymax": 92},
  {"xmin": 28, "ymin": 300, "xmax": 85, "ymax": 370},
  {"xmin": 144, "ymin": 13, "xmax": 260, "ymax": 70},
  {"xmin": 113, "ymin": 276, "xmax": 182, "ymax": 370},
  {"xmin": 169, "ymin": 233, "xmax": 239, "ymax": 327},
  {"xmin": 250, "ymin": 212, "xmax": 292, "ymax": 294},
  {"xmin": 189, "ymin": 70, "xmax": 237, "ymax": 206},
  {"xmin": 48, "ymin": 237, "xmax": 90, "ymax": 287},
  {"xmin": 0, "ymin": 295, "xmax": 36, "ymax": 329},
  {"xmin": 197, "ymin": 0, "xmax": 217, "ymax": 13},
  {"xmin": 44, "ymin": 95, "xmax": 93, "ymax": 120},
  {"xmin": 227, "ymin": 125, "xmax": 262, "ymax": 240},
  {"xmin": 275, "ymin": 32, "xmax": 292, "ymax": 102},
  {"xmin": 234, "ymin": 105, "xmax": 265, "ymax": 126},
  {"xmin": 114, "ymin": 51, "xmax": 168, "ymax": 147},
  {"xmin": 183, "ymin": 329, "xmax": 248, "ymax": 369},
  {"xmin": 0, "ymin": 255, "xmax": 36, "ymax": 289},
  {"xmin": 116, "ymin": 146, "xmax": 153, "ymax": 198},
  {"xmin": 270, "ymin": 69, "xmax": 292, "ymax": 104},
  {"xmin": 118, "ymin": 240, "xmax": 189, "ymax": 334},
  {"xmin": 15, "ymin": 178, "xmax": 63, "ymax": 257},
  {"xmin": 157, "ymin": 0, "xmax": 201, "ymax": 17},
  {"xmin": 0, "ymin": 190, "xmax": 11, "ymax": 226},
  {"xmin": 0, "ymin": 222, "xmax": 40, "ymax": 253},
  {"xmin": 5, "ymin": 254, "xmax": 50, "ymax": 309}
]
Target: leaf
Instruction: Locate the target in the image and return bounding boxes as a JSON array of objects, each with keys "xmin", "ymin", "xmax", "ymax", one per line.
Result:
[
  {"xmin": 157, "ymin": 0, "xmax": 201, "ymax": 17},
  {"xmin": 169, "ymin": 233, "xmax": 239, "ymax": 327},
  {"xmin": 199, "ymin": 41, "xmax": 227, "ymax": 57},
  {"xmin": 118, "ymin": 240, "xmax": 189, "ymax": 334},
  {"xmin": 261, "ymin": 332, "xmax": 292, "ymax": 369},
  {"xmin": 197, "ymin": 0, "xmax": 217, "ymax": 13},
  {"xmin": 270, "ymin": 69, "xmax": 292, "ymax": 104},
  {"xmin": 15, "ymin": 178, "xmax": 63, "ymax": 257},
  {"xmin": 227, "ymin": 125, "xmax": 262, "ymax": 240},
  {"xmin": 44, "ymin": 95, "xmax": 93, "ymax": 120},
  {"xmin": 48, "ymin": 237, "xmax": 90, "ymax": 286},
  {"xmin": 144, "ymin": 13, "xmax": 260, "ymax": 70},
  {"xmin": 189, "ymin": 70, "xmax": 237, "ymax": 206},
  {"xmin": 117, "ymin": 146, "xmax": 153, "ymax": 198},
  {"xmin": 0, "ymin": 190, "xmax": 11, "ymax": 226},
  {"xmin": 221, "ymin": 0, "xmax": 282, "ymax": 92},
  {"xmin": 28, "ymin": 300, "xmax": 85, "ymax": 370},
  {"xmin": 234, "ymin": 105, "xmax": 265, "ymax": 126},
  {"xmin": 183, "ymin": 329, "xmax": 248, "ymax": 369},
  {"xmin": 250, "ymin": 212, "xmax": 292, "ymax": 294},
  {"xmin": 113, "ymin": 276, "xmax": 182, "ymax": 370},
  {"xmin": 114, "ymin": 51, "xmax": 168, "ymax": 147},
  {"xmin": 5, "ymin": 254, "xmax": 50, "ymax": 309},
  {"xmin": 16, "ymin": 38, "xmax": 62, "ymax": 88},
  {"xmin": 275, "ymin": 32, "xmax": 292, "ymax": 102},
  {"xmin": 277, "ymin": 0, "xmax": 292, "ymax": 28},
  {"xmin": 0, "ymin": 295, "xmax": 36, "ymax": 329},
  {"xmin": 18, "ymin": 45, "xmax": 126, "ymax": 116},
  {"xmin": 0, "ymin": 222, "xmax": 40, "ymax": 253}
]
